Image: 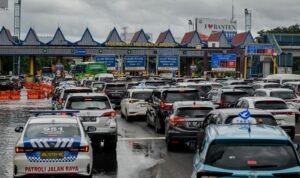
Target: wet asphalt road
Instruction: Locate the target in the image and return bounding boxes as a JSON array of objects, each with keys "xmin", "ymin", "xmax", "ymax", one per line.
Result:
[{"xmin": 0, "ymin": 90, "xmax": 194, "ymax": 178}]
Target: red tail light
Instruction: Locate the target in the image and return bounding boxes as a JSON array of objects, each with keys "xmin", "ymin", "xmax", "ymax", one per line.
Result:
[
  {"xmin": 70, "ymin": 146, "xmax": 89, "ymax": 152},
  {"xmin": 160, "ymin": 102, "xmax": 172, "ymax": 110},
  {"xmin": 15, "ymin": 147, "xmax": 34, "ymax": 153},
  {"xmin": 169, "ymin": 117, "xmax": 186, "ymax": 124},
  {"xmin": 102, "ymin": 111, "xmax": 117, "ymax": 118},
  {"xmin": 197, "ymin": 171, "xmax": 233, "ymax": 177},
  {"xmin": 296, "ymin": 92, "xmax": 300, "ymax": 96}
]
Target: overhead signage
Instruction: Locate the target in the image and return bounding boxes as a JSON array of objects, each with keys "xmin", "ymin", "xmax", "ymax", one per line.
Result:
[
  {"xmin": 73, "ymin": 48, "xmax": 86, "ymax": 56},
  {"xmin": 246, "ymin": 44, "xmax": 274, "ymax": 55},
  {"xmin": 196, "ymin": 18, "xmax": 237, "ymax": 35},
  {"xmin": 158, "ymin": 56, "xmax": 179, "ymax": 71},
  {"xmin": 94, "ymin": 55, "xmax": 116, "ymax": 71},
  {"xmin": 124, "ymin": 56, "xmax": 145, "ymax": 71},
  {"xmin": 211, "ymin": 54, "xmax": 236, "ymax": 72},
  {"xmin": 105, "ymin": 42, "xmax": 177, "ymax": 47}
]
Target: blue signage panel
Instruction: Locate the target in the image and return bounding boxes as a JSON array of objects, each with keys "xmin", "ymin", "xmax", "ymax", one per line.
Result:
[
  {"xmin": 124, "ymin": 56, "xmax": 145, "ymax": 71},
  {"xmin": 95, "ymin": 56, "xmax": 116, "ymax": 70},
  {"xmin": 74, "ymin": 48, "xmax": 86, "ymax": 56},
  {"xmin": 246, "ymin": 44, "xmax": 274, "ymax": 55},
  {"xmin": 158, "ymin": 56, "xmax": 179, "ymax": 71},
  {"xmin": 211, "ymin": 54, "xmax": 237, "ymax": 72}
]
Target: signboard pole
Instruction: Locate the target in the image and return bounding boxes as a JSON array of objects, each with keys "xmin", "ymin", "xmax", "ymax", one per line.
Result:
[
  {"xmin": 178, "ymin": 56, "xmax": 180, "ymax": 77},
  {"xmin": 156, "ymin": 53, "xmax": 158, "ymax": 76},
  {"xmin": 273, "ymin": 55, "xmax": 277, "ymax": 74},
  {"xmin": 147, "ymin": 55, "xmax": 149, "ymax": 76},
  {"xmin": 192, "ymin": 59, "xmax": 195, "ymax": 77},
  {"xmin": 244, "ymin": 56, "xmax": 247, "ymax": 80}
]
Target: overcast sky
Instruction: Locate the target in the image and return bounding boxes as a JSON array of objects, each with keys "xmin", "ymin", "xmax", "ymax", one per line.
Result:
[{"xmin": 0, "ymin": 0, "xmax": 299, "ymax": 42}]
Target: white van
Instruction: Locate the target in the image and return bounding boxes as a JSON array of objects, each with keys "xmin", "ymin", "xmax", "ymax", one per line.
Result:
[
  {"xmin": 263, "ymin": 74, "xmax": 300, "ymax": 85},
  {"xmin": 94, "ymin": 73, "xmax": 114, "ymax": 82}
]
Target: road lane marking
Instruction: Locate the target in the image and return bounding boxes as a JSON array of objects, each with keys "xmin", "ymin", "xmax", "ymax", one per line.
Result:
[{"xmin": 119, "ymin": 137, "xmax": 165, "ymax": 141}]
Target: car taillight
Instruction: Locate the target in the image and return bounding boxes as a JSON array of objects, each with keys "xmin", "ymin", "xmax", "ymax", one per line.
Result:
[
  {"xmin": 15, "ymin": 147, "xmax": 34, "ymax": 153},
  {"xmin": 102, "ymin": 111, "xmax": 117, "ymax": 118},
  {"xmin": 129, "ymin": 99, "xmax": 139, "ymax": 103},
  {"xmin": 197, "ymin": 170, "xmax": 233, "ymax": 177},
  {"xmin": 160, "ymin": 102, "xmax": 172, "ymax": 110},
  {"xmin": 70, "ymin": 146, "xmax": 89, "ymax": 152},
  {"xmin": 169, "ymin": 117, "xmax": 186, "ymax": 124}
]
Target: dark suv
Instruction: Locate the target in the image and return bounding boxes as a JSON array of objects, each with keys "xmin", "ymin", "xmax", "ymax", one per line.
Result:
[
  {"xmin": 146, "ymin": 88, "xmax": 200, "ymax": 133},
  {"xmin": 104, "ymin": 83, "xmax": 127, "ymax": 106},
  {"xmin": 207, "ymin": 89, "xmax": 249, "ymax": 108}
]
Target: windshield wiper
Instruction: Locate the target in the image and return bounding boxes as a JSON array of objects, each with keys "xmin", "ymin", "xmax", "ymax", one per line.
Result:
[
  {"xmin": 250, "ymin": 165, "xmax": 278, "ymax": 169},
  {"xmin": 85, "ymin": 107, "xmax": 101, "ymax": 110}
]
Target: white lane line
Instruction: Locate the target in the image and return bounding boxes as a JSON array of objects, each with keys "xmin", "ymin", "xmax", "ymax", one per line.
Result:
[{"xmin": 119, "ymin": 137, "xmax": 165, "ymax": 141}]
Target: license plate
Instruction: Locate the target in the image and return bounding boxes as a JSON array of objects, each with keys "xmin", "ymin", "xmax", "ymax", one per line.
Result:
[
  {"xmin": 81, "ymin": 117, "xmax": 96, "ymax": 122},
  {"xmin": 112, "ymin": 93, "xmax": 120, "ymax": 96},
  {"xmin": 40, "ymin": 151, "xmax": 64, "ymax": 159},
  {"xmin": 188, "ymin": 121, "xmax": 200, "ymax": 127}
]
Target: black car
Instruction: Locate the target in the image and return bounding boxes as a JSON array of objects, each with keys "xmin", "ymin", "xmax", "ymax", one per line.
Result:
[
  {"xmin": 104, "ymin": 83, "xmax": 127, "ymax": 106},
  {"xmin": 207, "ymin": 89, "xmax": 249, "ymax": 108},
  {"xmin": 0, "ymin": 77, "xmax": 14, "ymax": 90},
  {"xmin": 146, "ymin": 87, "xmax": 200, "ymax": 133}
]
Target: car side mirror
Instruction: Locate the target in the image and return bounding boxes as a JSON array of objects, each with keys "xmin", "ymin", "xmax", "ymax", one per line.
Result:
[
  {"xmin": 111, "ymin": 104, "xmax": 116, "ymax": 109},
  {"xmin": 86, "ymin": 126, "xmax": 97, "ymax": 132},
  {"xmin": 15, "ymin": 126, "xmax": 24, "ymax": 133}
]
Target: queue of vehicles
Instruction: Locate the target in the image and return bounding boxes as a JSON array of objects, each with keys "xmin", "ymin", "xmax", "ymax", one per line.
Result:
[{"xmin": 12, "ymin": 73, "xmax": 300, "ymax": 177}]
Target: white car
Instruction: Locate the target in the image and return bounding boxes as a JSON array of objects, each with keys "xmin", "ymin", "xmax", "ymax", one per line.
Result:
[
  {"xmin": 237, "ymin": 97, "xmax": 296, "ymax": 139},
  {"xmin": 64, "ymin": 93, "xmax": 117, "ymax": 150},
  {"xmin": 13, "ymin": 111, "xmax": 93, "ymax": 178},
  {"xmin": 120, "ymin": 88, "xmax": 153, "ymax": 121}
]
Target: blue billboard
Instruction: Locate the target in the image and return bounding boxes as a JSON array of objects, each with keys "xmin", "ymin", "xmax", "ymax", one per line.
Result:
[
  {"xmin": 74, "ymin": 48, "xmax": 86, "ymax": 56},
  {"xmin": 158, "ymin": 56, "xmax": 179, "ymax": 71},
  {"xmin": 246, "ymin": 44, "xmax": 274, "ymax": 55},
  {"xmin": 95, "ymin": 55, "xmax": 116, "ymax": 70},
  {"xmin": 211, "ymin": 54, "xmax": 236, "ymax": 72},
  {"xmin": 124, "ymin": 56, "xmax": 145, "ymax": 71}
]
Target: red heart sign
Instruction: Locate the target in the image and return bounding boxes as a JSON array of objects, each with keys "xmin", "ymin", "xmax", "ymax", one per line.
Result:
[{"xmin": 208, "ymin": 24, "xmax": 213, "ymax": 29}]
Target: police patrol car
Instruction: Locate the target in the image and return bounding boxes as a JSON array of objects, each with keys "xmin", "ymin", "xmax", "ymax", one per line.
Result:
[{"xmin": 13, "ymin": 111, "xmax": 93, "ymax": 178}]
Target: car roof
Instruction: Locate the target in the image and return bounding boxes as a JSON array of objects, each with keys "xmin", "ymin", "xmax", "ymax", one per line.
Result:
[
  {"xmin": 127, "ymin": 88, "xmax": 153, "ymax": 92},
  {"xmin": 283, "ymin": 81, "xmax": 300, "ymax": 85},
  {"xmin": 213, "ymin": 88, "xmax": 246, "ymax": 92},
  {"xmin": 212, "ymin": 108, "xmax": 273, "ymax": 116},
  {"xmin": 173, "ymin": 101, "xmax": 214, "ymax": 109},
  {"xmin": 253, "ymin": 82, "xmax": 279, "ymax": 85},
  {"xmin": 256, "ymin": 88, "xmax": 293, "ymax": 92},
  {"xmin": 68, "ymin": 93, "xmax": 107, "ymax": 97},
  {"xmin": 155, "ymin": 87, "xmax": 197, "ymax": 92},
  {"xmin": 207, "ymin": 124, "xmax": 288, "ymax": 140},
  {"xmin": 28, "ymin": 115, "xmax": 78, "ymax": 124},
  {"xmin": 240, "ymin": 97, "xmax": 285, "ymax": 102},
  {"xmin": 63, "ymin": 87, "xmax": 91, "ymax": 91}
]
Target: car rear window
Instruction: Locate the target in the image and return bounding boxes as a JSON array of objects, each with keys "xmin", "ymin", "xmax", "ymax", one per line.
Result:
[
  {"xmin": 25, "ymin": 124, "xmax": 80, "ymax": 138},
  {"xmin": 270, "ymin": 91, "xmax": 297, "ymax": 100},
  {"xmin": 63, "ymin": 89, "xmax": 93, "ymax": 100},
  {"xmin": 93, "ymin": 83, "xmax": 104, "ymax": 89},
  {"xmin": 131, "ymin": 92, "xmax": 152, "ymax": 100},
  {"xmin": 225, "ymin": 115, "xmax": 277, "ymax": 125},
  {"xmin": 66, "ymin": 97, "xmax": 110, "ymax": 110},
  {"xmin": 234, "ymin": 87, "xmax": 254, "ymax": 95},
  {"xmin": 176, "ymin": 107, "xmax": 212, "ymax": 118},
  {"xmin": 264, "ymin": 84, "xmax": 280, "ymax": 89},
  {"xmin": 190, "ymin": 85, "xmax": 212, "ymax": 97},
  {"xmin": 255, "ymin": 101, "xmax": 288, "ymax": 110},
  {"xmin": 127, "ymin": 83, "xmax": 140, "ymax": 89},
  {"xmin": 106, "ymin": 84, "xmax": 126, "ymax": 90},
  {"xmin": 205, "ymin": 140, "xmax": 298, "ymax": 170},
  {"xmin": 221, "ymin": 92, "xmax": 249, "ymax": 104},
  {"xmin": 145, "ymin": 81, "xmax": 165, "ymax": 87},
  {"xmin": 164, "ymin": 91, "xmax": 199, "ymax": 103}
]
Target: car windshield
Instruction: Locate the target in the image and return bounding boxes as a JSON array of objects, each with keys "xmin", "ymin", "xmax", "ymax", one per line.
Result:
[
  {"xmin": 270, "ymin": 91, "xmax": 297, "ymax": 100},
  {"xmin": 62, "ymin": 89, "xmax": 93, "ymax": 100},
  {"xmin": 24, "ymin": 124, "xmax": 80, "ymax": 138},
  {"xmin": 176, "ymin": 107, "xmax": 212, "ymax": 118},
  {"xmin": 66, "ymin": 97, "xmax": 110, "ymax": 110},
  {"xmin": 93, "ymin": 83, "xmax": 104, "ymax": 88},
  {"xmin": 205, "ymin": 140, "xmax": 299, "ymax": 170},
  {"xmin": 225, "ymin": 115, "xmax": 277, "ymax": 125},
  {"xmin": 235, "ymin": 87, "xmax": 254, "ymax": 95},
  {"xmin": 131, "ymin": 92, "xmax": 152, "ymax": 100},
  {"xmin": 221, "ymin": 92, "xmax": 249, "ymax": 104},
  {"xmin": 255, "ymin": 101, "xmax": 288, "ymax": 110},
  {"xmin": 164, "ymin": 91, "xmax": 199, "ymax": 103},
  {"xmin": 106, "ymin": 84, "xmax": 126, "ymax": 90}
]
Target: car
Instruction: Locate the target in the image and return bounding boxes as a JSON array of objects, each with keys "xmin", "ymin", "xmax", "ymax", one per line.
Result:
[
  {"xmin": 144, "ymin": 80, "xmax": 166, "ymax": 87},
  {"xmin": 165, "ymin": 101, "xmax": 215, "ymax": 150},
  {"xmin": 64, "ymin": 93, "xmax": 117, "ymax": 150},
  {"xmin": 57, "ymin": 87, "xmax": 93, "ymax": 108},
  {"xmin": 207, "ymin": 89, "xmax": 249, "ymax": 108},
  {"xmin": 222, "ymin": 85, "xmax": 255, "ymax": 95},
  {"xmin": 177, "ymin": 82, "xmax": 222, "ymax": 98},
  {"xmin": 146, "ymin": 87, "xmax": 200, "ymax": 133},
  {"xmin": 104, "ymin": 83, "xmax": 127, "ymax": 107},
  {"xmin": 126, "ymin": 81, "xmax": 141, "ymax": 89},
  {"xmin": 253, "ymin": 88, "xmax": 300, "ymax": 103},
  {"xmin": 236, "ymin": 97, "xmax": 296, "ymax": 139},
  {"xmin": 94, "ymin": 73, "xmax": 114, "ymax": 82},
  {"xmin": 282, "ymin": 81, "xmax": 300, "ymax": 96},
  {"xmin": 13, "ymin": 110, "xmax": 93, "ymax": 178},
  {"xmin": 202, "ymin": 108, "xmax": 277, "ymax": 128},
  {"xmin": 91, "ymin": 81, "xmax": 105, "ymax": 92},
  {"xmin": 183, "ymin": 78, "xmax": 206, "ymax": 83},
  {"xmin": 252, "ymin": 82, "xmax": 281, "ymax": 90},
  {"xmin": 192, "ymin": 124, "xmax": 300, "ymax": 178},
  {"xmin": 263, "ymin": 74, "xmax": 300, "ymax": 85},
  {"xmin": 0, "ymin": 75, "xmax": 14, "ymax": 90},
  {"xmin": 222, "ymin": 80, "xmax": 248, "ymax": 86},
  {"xmin": 120, "ymin": 88, "xmax": 153, "ymax": 121}
]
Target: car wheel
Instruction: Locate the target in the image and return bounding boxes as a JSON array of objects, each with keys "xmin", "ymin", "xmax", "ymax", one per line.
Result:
[
  {"xmin": 146, "ymin": 112, "xmax": 151, "ymax": 127},
  {"xmin": 125, "ymin": 110, "xmax": 131, "ymax": 122}
]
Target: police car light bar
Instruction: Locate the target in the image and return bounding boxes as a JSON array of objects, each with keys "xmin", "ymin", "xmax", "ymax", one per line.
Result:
[{"xmin": 28, "ymin": 110, "xmax": 80, "ymax": 116}]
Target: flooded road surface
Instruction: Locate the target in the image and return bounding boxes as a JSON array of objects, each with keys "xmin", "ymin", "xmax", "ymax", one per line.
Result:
[{"xmin": 0, "ymin": 90, "xmax": 194, "ymax": 178}]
